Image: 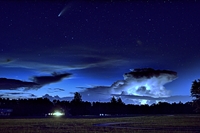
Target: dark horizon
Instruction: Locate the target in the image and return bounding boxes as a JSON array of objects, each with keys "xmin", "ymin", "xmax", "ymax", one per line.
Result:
[{"xmin": 0, "ymin": 94, "xmax": 196, "ymax": 117}]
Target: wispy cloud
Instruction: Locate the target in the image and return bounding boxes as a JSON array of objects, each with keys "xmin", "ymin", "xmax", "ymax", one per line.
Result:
[
  {"xmin": 1, "ymin": 57, "xmax": 127, "ymax": 73},
  {"xmin": 47, "ymin": 88, "xmax": 65, "ymax": 93},
  {"xmin": 0, "ymin": 43, "xmax": 129, "ymax": 73},
  {"xmin": 0, "ymin": 58, "xmax": 14, "ymax": 64},
  {"xmin": 0, "ymin": 92, "xmax": 38, "ymax": 99}
]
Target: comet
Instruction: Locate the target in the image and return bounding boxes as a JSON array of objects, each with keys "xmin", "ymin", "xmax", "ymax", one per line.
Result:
[
  {"xmin": 58, "ymin": 12, "xmax": 62, "ymax": 17},
  {"xmin": 58, "ymin": 6, "xmax": 68, "ymax": 17},
  {"xmin": 58, "ymin": 3, "xmax": 73, "ymax": 17}
]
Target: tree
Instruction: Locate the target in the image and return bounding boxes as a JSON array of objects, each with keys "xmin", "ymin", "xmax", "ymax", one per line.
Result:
[
  {"xmin": 117, "ymin": 97, "xmax": 124, "ymax": 105},
  {"xmin": 191, "ymin": 79, "xmax": 200, "ymax": 112},
  {"xmin": 109, "ymin": 96, "xmax": 117, "ymax": 115},
  {"xmin": 191, "ymin": 79, "xmax": 200, "ymax": 99},
  {"xmin": 70, "ymin": 92, "xmax": 83, "ymax": 116},
  {"xmin": 71, "ymin": 92, "xmax": 82, "ymax": 103},
  {"xmin": 110, "ymin": 96, "xmax": 117, "ymax": 104}
]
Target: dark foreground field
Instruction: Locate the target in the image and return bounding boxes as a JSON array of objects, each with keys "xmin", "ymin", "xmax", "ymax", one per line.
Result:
[{"xmin": 0, "ymin": 115, "xmax": 200, "ymax": 133}]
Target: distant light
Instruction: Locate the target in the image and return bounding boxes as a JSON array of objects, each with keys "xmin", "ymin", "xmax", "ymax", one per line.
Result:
[
  {"xmin": 141, "ymin": 99, "xmax": 148, "ymax": 105},
  {"xmin": 53, "ymin": 111, "xmax": 64, "ymax": 117}
]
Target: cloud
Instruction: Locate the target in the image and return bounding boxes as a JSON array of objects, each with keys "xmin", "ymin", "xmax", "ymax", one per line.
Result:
[
  {"xmin": 77, "ymin": 68, "xmax": 178, "ymax": 104},
  {"xmin": 42, "ymin": 94, "xmax": 73, "ymax": 101},
  {"xmin": 0, "ymin": 78, "xmax": 39, "ymax": 90},
  {"xmin": 30, "ymin": 72, "xmax": 72, "ymax": 86},
  {"xmin": 0, "ymin": 58, "xmax": 14, "ymax": 64},
  {"xmin": 79, "ymin": 86, "xmax": 112, "ymax": 102},
  {"xmin": 30, "ymin": 94, "xmax": 37, "ymax": 97},
  {"xmin": 0, "ymin": 45, "xmax": 131, "ymax": 77},
  {"xmin": 1, "ymin": 56, "xmax": 127, "ymax": 72},
  {"xmin": 0, "ymin": 92, "xmax": 38, "ymax": 99},
  {"xmin": 2, "ymin": 60, "xmax": 84, "ymax": 72},
  {"xmin": 0, "ymin": 72, "xmax": 71, "ymax": 91},
  {"xmin": 48, "ymin": 88, "xmax": 65, "ymax": 93},
  {"xmin": 5, "ymin": 92, "xmax": 25, "ymax": 95},
  {"xmin": 53, "ymin": 88, "xmax": 65, "ymax": 92},
  {"xmin": 112, "ymin": 94, "xmax": 192, "ymax": 104},
  {"xmin": 113, "ymin": 68, "xmax": 177, "ymax": 97}
]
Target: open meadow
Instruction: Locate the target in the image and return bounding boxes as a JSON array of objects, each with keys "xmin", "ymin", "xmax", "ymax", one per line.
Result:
[{"xmin": 0, "ymin": 115, "xmax": 200, "ymax": 133}]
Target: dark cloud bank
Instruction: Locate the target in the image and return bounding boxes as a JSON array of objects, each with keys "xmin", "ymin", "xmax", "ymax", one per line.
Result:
[
  {"xmin": 31, "ymin": 72, "xmax": 71, "ymax": 86},
  {"xmin": 0, "ymin": 92, "xmax": 37, "ymax": 99},
  {"xmin": 0, "ymin": 78, "xmax": 39, "ymax": 90},
  {"xmin": 0, "ymin": 72, "xmax": 72, "ymax": 90}
]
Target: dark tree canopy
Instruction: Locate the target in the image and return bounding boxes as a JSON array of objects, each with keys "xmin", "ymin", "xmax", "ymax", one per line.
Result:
[
  {"xmin": 191, "ymin": 79, "xmax": 200, "ymax": 99},
  {"xmin": 191, "ymin": 79, "xmax": 200, "ymax": 112},
  {"xmin": 110, "ymin": 96, "xmax": 117, "ymax": 104},
  {"xmin": 70, "ymin": 92, "xmax": 85, "ymax": 116},
  {"xmin": 0, "ymin": 96, "xmax": 196, "ymax": 117},
  {"xmin": 117, "ymin": 97, "xmax": 124, "ymax": 105},
  {"xmin": 71, "ymin": 92, "xmax": 82, "ymax": 103}
]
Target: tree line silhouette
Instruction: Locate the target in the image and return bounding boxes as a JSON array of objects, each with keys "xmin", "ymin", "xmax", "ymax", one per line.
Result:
[{"xmin": 0, "ymin": 92, "xmax": 197, "ymax": 117}]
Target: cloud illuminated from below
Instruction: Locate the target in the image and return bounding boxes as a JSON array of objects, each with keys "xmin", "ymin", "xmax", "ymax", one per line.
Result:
[{"xmin": 78, "ymin": 68, "xmax": 178, "ymax": 104}]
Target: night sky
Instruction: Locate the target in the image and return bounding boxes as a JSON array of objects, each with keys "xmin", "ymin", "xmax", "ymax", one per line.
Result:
[{"xmin": 0, "ymin": 0, "xmax": 200, "ymax": 104}]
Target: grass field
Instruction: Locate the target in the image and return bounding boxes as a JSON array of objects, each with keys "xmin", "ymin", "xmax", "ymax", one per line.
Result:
[{"xmin": 0, "ymin": 115, "xmax": 200, "ymax": 133}]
